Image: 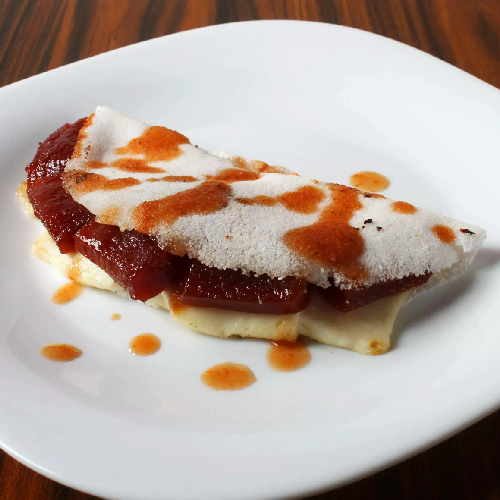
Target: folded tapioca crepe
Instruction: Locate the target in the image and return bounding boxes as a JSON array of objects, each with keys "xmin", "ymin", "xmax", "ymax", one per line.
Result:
[
  {"xmin": 21, "ymin": 106, "xmax": 486, "ymax": 355},
  {"xmin": 63, "ymin": 106, "xmax": 485, "ymax": 291}
]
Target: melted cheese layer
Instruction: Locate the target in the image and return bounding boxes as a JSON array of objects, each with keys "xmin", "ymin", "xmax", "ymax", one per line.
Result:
[{"xmin": 32, "ymin": 229, "xmax": 407, "ymax": 355}]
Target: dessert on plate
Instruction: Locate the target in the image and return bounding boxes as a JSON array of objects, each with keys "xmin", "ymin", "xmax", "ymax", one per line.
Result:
[{"xmin": 17, "ymin": 106, "xmax": 486, "ymax": 355}]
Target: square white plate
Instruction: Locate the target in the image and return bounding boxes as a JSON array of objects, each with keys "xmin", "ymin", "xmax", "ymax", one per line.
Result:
[{"xmin": 1, "ymin": 20, "xmax": 499, "ymax": 500}]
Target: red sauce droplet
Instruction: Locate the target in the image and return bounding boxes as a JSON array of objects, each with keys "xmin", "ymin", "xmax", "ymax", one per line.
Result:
[
  {"xmin": 110, "ymin": 158, "xmax": 165, "ymax": 174},
  {"xmin": 392, "ymin": 201, "xmax": 417, "ymax": 214},
  {"xmin": 67, "ymin": 258, "xmax": 82, "ymax": 281},
  {"xmin": 267, "ymin": 338, "xmax": 311, "ymax": 371},
  {"xmin": 206, "ymin": 168, "xmax": 260, "ymax": 183},
  {"xmin": 52, "ymin": 282, "xmax": 83, "ymax": 304},
  {"xmin": 432, "ymin": 224, "xmax": 456, "ymax": 244},
  {"xmin": 283, "ymin": 184, "xmax": 366, "ymax": 281},
  {"xmin": 237, "ymin": 185, "xmax": 325, "ymax": 214},
  {"xmin": 133, "ymin": 180, "xmax": 231, "ymax": 233},
  {"xmin": 115, "ymin": 126, "xmax": 189, "ymax": 162},
  {"xmin": 350, "ymin": 171, "xmax": 390, "ymax": 192},
  {"xmin": 129, "ymin": 334, "xmax": 161, "ymax": 356},
  {"xmin": 111, "ymin": 313, "xmax": 121, "ymax": 321},
  {"xmin": 201, "ymin": 362, "xmax": 256, "ymax": 390},
  {"xmin": 41, "ymin": 344, "xmax": 82, "ymax": 361},
  {"xmin": 65, "ymin": 170, "xmax": 140, "ymax": 195}
]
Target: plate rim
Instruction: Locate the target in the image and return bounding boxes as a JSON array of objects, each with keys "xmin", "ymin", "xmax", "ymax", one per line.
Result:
[{"xmin": 1, "ymin": 19, "xmax": 500, "ymax": 500}]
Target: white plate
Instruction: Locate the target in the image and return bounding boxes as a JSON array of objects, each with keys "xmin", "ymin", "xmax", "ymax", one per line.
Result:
[{"xmin": 1, "ymin": 20, "xmax": 499, "ymax": 500}]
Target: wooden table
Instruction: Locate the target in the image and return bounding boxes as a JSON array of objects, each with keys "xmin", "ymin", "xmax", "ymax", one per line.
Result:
[{"xmin": 1, "ymin": 1, "xmax": 500, "ymax": 499}]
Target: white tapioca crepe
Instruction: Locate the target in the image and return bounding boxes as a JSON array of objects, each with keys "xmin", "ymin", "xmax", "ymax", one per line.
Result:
[{"xmin": 63, "ymin": 106, "xmax": 486, "ymax": 295}]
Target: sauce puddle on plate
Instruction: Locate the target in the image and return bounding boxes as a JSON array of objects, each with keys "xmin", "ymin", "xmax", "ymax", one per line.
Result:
[
  {"xmin": 41, "ymin": 344, "xmax": 82, "ymax": 362},
  {"xmin": 201, "ymin": 362, "xmax": 256, "ymax": 390},
  {"xmin": 267, "ymin": 338, "xmax": 311, "ymax": 371},
  {"xmin": 349, "ymin": 171, "xmax": 390, "ymax": 192},
  {"xmin": 52, "ymin": 282, "xmax": 83, "ymax": 304},
  {"xmin": 129, "ymin": 333, "xmax": 161, "ymax": 356}
]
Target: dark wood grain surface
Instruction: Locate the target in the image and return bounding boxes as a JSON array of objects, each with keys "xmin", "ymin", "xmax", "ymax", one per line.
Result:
[{"xmin": 1, "ymin": 1, "xmax": 500, "ymax": 499}]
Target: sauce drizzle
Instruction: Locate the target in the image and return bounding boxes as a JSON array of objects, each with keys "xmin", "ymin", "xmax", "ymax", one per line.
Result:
[
  {"xmin": 237, "ymin": 185, "xmax": 325, "ymax": 214},
  {"xmin": 115, "ymin": 126, "xmax": 189, "ymax": 162},
  {"xmin": 52, "ymin": 282, "xmax": 83, "ymax": 304},
  {"xmin": 432, "ymin": 224, "xmax": 456, "ymax": 244},
  {"xmin": 392, "ymin": 201, "xmax": 417, "ymax": 215},
  {"xmin": 201, "ymin": 362, "xmax": 256, "ymax": 390},
  {"xmin": 129, "ymin": 333, "xmax": 161, "ymax": 356},
  {"xmin": 206, "ymin": 168, "xmax": 260, "ymax": 183},
  {"xmin": 66, "ymin": 171, "xmax": 140, "ymax": 195},
  {"xmin": 41, "ymin": 344, "xmax": 82, "ymax": 362},
  {"xmin": 111, "ymin": 158, "xmax": 165, "ymax": 174},
  {"xmin": 267, "ymin": 338, "xmax": 311, "ymax": 371},
  {"xmin": 349, "ymin": 171, "xmax": 390, "ymax": 192},
  {"xmin": 147, "ymin": 175, "xmax": 197, "ymax": 183},
  {"xmin": 133, "ymin": 180, "xmax": 231, "ymax": 233},
  {"xmin": 283, "ymin": 184, "xmax": 366, "ymax": 281}
]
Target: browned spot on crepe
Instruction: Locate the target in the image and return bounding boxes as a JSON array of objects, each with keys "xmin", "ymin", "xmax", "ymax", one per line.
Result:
[
  {"xmin": 206, "ymin": 168, "xmax": 260, "ymax": 183},
  {"xmin": 133, "ymin": 180, "xmax": 232, "ymax": 233},
  {"xmin": 147, "ymin": 175, "xmax": 197, "ymax": 183},
  {"xmin": 66, "ymin": 171, "xmax": 140, "ymax": 195},
  {"xmin": 111, "ymin": 158, "xmax": 165, "ymax": 174},
  {"xmin": 97, "ymin": 207, "xmax": 121, "ymax": 225},
  {"xmin": 283, "ymin": 184, "xmax": 366, "ymax": 281},
  {"xmin": 363, "ymin": 192, "xmax": 385, "ymax": 199},
  {"xmin": 237, "ymin": 185, "xmax": 325, "ymax": 214},
  {"xmin": 115, "ymin": 126, "xmax": 189, "ymax": 162},
  {"xmin": 432, "ymin": 224, "xmax": 456, "ymax": 244},
  {"xmin": 392, "ymin": 201, "xmax": 417, "ymax": 215},
  {"xmin": 72, "ymin": 113, "xmax": 94, "ymax": 158},
  {"xmin": 368, "ymin": 340, "xmax": 389, "ymax": 355}
]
